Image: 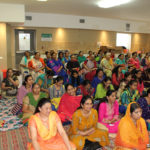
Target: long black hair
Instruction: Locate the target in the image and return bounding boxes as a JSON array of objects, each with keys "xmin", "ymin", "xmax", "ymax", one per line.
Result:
[
  {"xmin": 22, "ymin": 75, "xmax": 32, "ymax": 86},
  {"xmin": 133, "ymin": 69, "xmax": 142, "ymax": 84},
  {"xmin": 82, "ymin": 80, "xmax": 91, "ymax": 87},
  {"xmin": 58, "ymin": 51, "xmax": 64, "ymax": 60},
  {"xmin": 34, "ymin": 98, "xmax": 51, "ymax": 114},
  {"xmin": 6, "ymin": 68, "xmax": 13, "ymax": 78},
  {"xmin": 112, "ymin": 66, "xmax": 122, "ymax": 78},
  {"xmin": 70, "ymin": 70, "xmax": 81, "ymax": 87}
]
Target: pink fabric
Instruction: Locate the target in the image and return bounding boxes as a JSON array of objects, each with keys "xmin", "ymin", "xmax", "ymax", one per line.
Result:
[
  {"xmin": 17, "ymin": 85, "xmax": 32, "ymax": 104},
  {"xmin": 57, "ymin": 93, "xmax": 82, "ymax": 122},
  {"xmin": 98, "ymin": 101, "xmax": 120, "ymax": 133},
  {"xmin": 137, "ymin": 81, "xmax": 144, "ymax": 96},
  {"xmin": 128, "ymin": 58, "xmax": 140, "ymax": 69}
]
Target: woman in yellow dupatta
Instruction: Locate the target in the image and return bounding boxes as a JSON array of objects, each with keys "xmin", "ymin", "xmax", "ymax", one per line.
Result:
[
  {"xmin": 28, "ymin": 98, "xmax": 76, "ymax": 150},
  {"xmin": 115, "ymin": 102, "xmax": 149, "ymax": 150}
]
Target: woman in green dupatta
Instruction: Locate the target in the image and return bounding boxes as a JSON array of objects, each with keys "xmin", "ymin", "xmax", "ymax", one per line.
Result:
[{"xmin": 22, "ymin": 83, "xmax": 47, "ymax": 124}]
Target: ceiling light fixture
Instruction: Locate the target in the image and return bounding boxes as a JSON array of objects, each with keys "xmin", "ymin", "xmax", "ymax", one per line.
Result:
[
  {"xmin": 37, "ymin": 0, "xmax": 48, "ymax": 2},
  {"xmin": 98, "ymin": 0, "xmax": 132, "ymax": 8}
]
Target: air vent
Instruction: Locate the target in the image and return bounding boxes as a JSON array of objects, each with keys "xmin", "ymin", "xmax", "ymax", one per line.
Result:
[
  {"xmin": 126, "ymin": 23, "xmax": 130, "ymax": 31},
  {"xmin": 25, "ymin": 16, "xmax": 32, "ymax": 21},
  {"xmin": 79, "ymin": 19, "xmax": 85, "ymax": 23}
]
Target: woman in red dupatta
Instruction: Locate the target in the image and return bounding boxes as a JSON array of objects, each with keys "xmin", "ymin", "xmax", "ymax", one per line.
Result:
[
  {"xmin": 115, "ymin": 102, "xmax": 149, "ymax": 150},
  {"xmin": 57, "ymin": 84, "xmax": 82, "ymax": 123}
]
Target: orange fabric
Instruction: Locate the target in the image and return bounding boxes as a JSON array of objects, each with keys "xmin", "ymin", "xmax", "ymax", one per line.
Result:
[
  {"xmin": 28, "ymin": 111, "xmax": 76, "ymax": 150},
  {"xmin": 115, "ymin": 102, "xmax": 149, "ymax": 150}
]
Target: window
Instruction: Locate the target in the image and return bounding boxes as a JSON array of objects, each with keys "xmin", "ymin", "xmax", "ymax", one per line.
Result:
[
  {"xmin": 19, "ymin": 33, "xmax": 30, "ymax": 51},
  {"xmin": 116, "ymin": 33, "xmax": 131, "ymax": 50}
]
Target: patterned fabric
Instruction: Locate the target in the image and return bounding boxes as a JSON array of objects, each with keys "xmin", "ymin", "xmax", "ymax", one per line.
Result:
[
  {"xmin": 69, "ymin": 108, "xmax": 109, "ymax": 150},
  {"xmin": 0, "ymin": 97, "xmax": 23, "ymax": 131}
]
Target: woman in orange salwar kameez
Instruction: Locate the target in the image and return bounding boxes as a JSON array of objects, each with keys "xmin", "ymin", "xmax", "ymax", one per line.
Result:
[
  {"xmin": 115, "ymin": 102, "xmax": 149, "ymax": 150},
  {"xmin": 28, "ymin": 98, "xmax": 76, "ymax": 150}
]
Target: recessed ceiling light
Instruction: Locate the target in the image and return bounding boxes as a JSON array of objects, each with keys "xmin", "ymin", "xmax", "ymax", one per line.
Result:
[
  {"xmin": 37, "ymin": 0, "xmax": 47, "ymax": 1},
  {"xmin": 98, "ymin": 0, "xmax": 132, "ymax": 8}
]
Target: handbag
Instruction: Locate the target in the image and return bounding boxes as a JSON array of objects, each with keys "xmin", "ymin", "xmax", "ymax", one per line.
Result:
[{"xmin": 83, "ymin": 139, "xmax": 102, "ymax": 150}]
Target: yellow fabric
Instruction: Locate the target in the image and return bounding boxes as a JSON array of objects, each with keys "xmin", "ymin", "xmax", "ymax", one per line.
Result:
[
  {"xmin": 51, "ymin": 97, "xmax": 61, "ymax": 109},
  {"xmin": 115, "ymin": 102, "xmax": 149, "ymax": 150},
  {"xmin": 31, "ymin": 111, "xmax": 57, "ymax": 140},
  {"xmin": 69, "ymin": 109, "xmax": 109, "ymax": 150}
]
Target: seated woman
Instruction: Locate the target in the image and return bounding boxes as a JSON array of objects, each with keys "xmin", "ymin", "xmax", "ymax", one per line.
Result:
[
  {"xmin": 77, "ymin": 80, "xmax": 94, "ymax": 97},
  {"xmin": 28, "ymin": 52, "xmax": 45, "ymax": 81},
  {"xmin": 115, "ymin": 102, "xmax": 149, "ymax": 150},
  {"xmin": 1, "ymin": 68, "xmax": 19, "ymax": 96},
  {"xmin": 28, "ymin": 98, "xmax": 76, "ymax": 150},
  {"xmin": 44, "ymin": 51, "xmax": 52, "ymax": 73},
  {"xmin": 57, "ymin": 84, "xmax": 82, "ymax": 123},
  {"xmin": 120, "ymin": 80, "xmax": 140, "ymax": 114},
  {"xmin": 95, "ymin": 77, "xmax": 114, "ymax": 99},
  {"xmin": 137, "ymin": 88, "xmax": 150, "ymax": 132},
  {"xmin": 77, "ymin": 51, "xmax": 86, "ymax": 65},
  {"xmin": 67, "ymin": 54, "xmax": 80, "ymax": 73},
  {"xmin": 114, "ymin": 54, "xmax": 126, "ymax": 67},
  {"xmin": 91, "ymin": 69, "xmax": 105, "ymax": 91},
  {"xmin": 69, "ymin": 70, "xmax": 83, "ymax": 88},
  {"xmin": 36, "ymin": 70, "xmax": 54, "ymax": 93},
  {"xmin": 128, "ymin": 52, "xmax": 140, "ymax": 69},
  {"xmin": 48, "ymin": 76, "xmax": 65, "ymax": 110},
  {"xmin": 11, "ymin": 75, "xmax": 33, "ymax": 115},
  {"xmin": 87, "ymin": 50, "xmax": 93, "ymax": 59},
  {"xmin": 58, "ymin": 51, "xmax": 65, "ymax": 64},
  {"xmin": 83, "ymin": 55, "xmax": 97, "ymax": 81},
  {"xmin": 100, "ymin": 52, "xmax": 113, "ymax": 77},
  {"xmin": 112, "ymin": 66, "xmax": 124, "ymax": 90},
  {"xmin": 133, "ymin": 69, "xmax": 144, "ymax": 95},
  {"xmin": 69, "ymin": 95, "xmax": 109, "ymax": 150},
  {"xmin": 20, "ymin": 51, "xmax": 31, "ymax": 77},
  {"xmin": 47, "ymin": 52, "xmax": 68, "ymax": 83},
  {"xmin": 98, "ymin": 90, "xmax": 120, "ymax": 133},
  {"xmin": 63, "ymin": 51, "xmax": 70, "ymax": 64},
  {"xmin": 22, "ymin": 83, "xmax": 47, "ymax": 124}
]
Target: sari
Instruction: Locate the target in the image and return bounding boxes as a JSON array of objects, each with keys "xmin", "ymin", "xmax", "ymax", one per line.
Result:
[
  {"xmin": 98, "ymin": 101, "xmax": 120, "ymax": 133},
  {"xmin": 47, "ymin": 59, "xmax": 68, "ymax": 83},
  {"xmin": 128, "ymin": 58, "xmax": 140, "ymax": 69},
  {"xmin": 20, "ymin": 56, "xmax": 31, "ymax": 74},
  {"xmin": 115, "ymin": 102, "xmax": 149, "ymax": 150},
  {"xmin": 22, "ymin": 92, "xmax": 47, "ymax": 124},
  {"xmin": 100, "ymin": 58, "xmax": 113, "ymax": 77},
  {"xmin": 69, "ymin": 109, "xmax": 109, "ymax": 150},
  {"xmin": 77, "ymin": 56, "xmax": 86, "ymax": 64},
  {"xmin": 57, "ymin": 93, "xmax": 82, "ymax": 122},
  {"xmin": 28, "ymin": 58, "xmax": 45, "ymax": 81},
  {"xmin": 28, "ymin": 111, "xmax": 76, "ymax": 150}
]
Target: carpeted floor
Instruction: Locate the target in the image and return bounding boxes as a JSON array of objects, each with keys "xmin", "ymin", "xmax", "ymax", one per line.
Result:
[{"xmin": 0, "ymin": 127, "xmax": 29, "ymax": 150}]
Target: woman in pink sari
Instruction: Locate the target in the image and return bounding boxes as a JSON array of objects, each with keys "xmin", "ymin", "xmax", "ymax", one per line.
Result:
[
  {"xmin": 98, "ymin": 90, "xmax": 120, "ymax": 133},
  {"xmin": 57, "ymin": 84, "xmax": 82, "ymax": 123},
  {"xmin": 128, "ymin": 52, "xmax": 140, "ymax": 69}
]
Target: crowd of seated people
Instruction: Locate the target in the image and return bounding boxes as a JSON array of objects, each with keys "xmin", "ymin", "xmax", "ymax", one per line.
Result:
[{"xmin": 1, "ymin": 50, "xmax": 150, "ymax": 150}]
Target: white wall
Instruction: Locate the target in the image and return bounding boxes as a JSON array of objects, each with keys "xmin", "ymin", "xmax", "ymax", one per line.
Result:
[
  {"xmin": 0, "ymin": 3, "xmax": 25, "ymax": 23},
  {"xmin": 24, "ymin": 12, "xmax": 150, "ymax": 33}
]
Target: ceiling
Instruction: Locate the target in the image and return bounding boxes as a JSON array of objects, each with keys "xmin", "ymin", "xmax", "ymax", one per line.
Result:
[{"xmin": 0, "ymin": 0, "xmax": 150, "ymax": 22}]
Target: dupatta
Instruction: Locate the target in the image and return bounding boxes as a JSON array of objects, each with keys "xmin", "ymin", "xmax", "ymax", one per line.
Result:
[
  {"xmin": 57, "ymin": 93, "xmax": 82, "ymax": 122},
  {"xmin": 115, "ymin": 102, "xmax": 149, "ymax": 150},
  {"xmin": 29, "ymin": 111, "xmax": 57, "ymax": 140}
]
